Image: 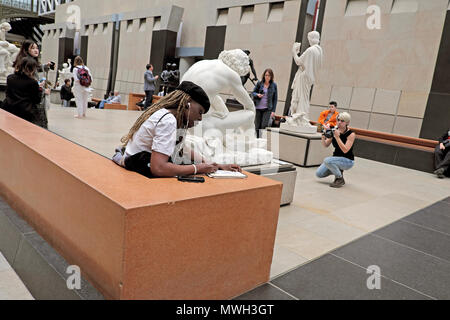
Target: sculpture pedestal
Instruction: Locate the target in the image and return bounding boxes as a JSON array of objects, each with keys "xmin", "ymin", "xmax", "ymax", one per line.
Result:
[
  {"xmin": 264, "ymin": 128, "xmax": 333, "ymax": 167},
  {"xmin": 243, "ymin": 160, "xmax": 297, "ymax": 206},
  {"xmin": 280, "ymin": 123, "xmax": 317, "ymax": 134}
]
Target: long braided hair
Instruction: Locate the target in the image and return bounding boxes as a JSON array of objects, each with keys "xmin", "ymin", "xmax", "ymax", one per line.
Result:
[{"xmin": 121, "ymin": 90, "xmax": 191, "ymax": 146}]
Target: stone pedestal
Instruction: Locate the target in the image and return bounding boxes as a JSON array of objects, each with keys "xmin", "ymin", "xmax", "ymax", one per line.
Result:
[
  {"xmin": 0, "ymin": 84, "xmax": 5, "ymax": 101},
  {"xmin": 243, "ymin": 161, "xmax": 297, "ymax": 206},
  {"xmin": 280, "ymin": 123, "xmax": 317, "ymax": 134},
  {"xmin": 264, "ymin": 128, "xmax": 333, "ymax": 167}
]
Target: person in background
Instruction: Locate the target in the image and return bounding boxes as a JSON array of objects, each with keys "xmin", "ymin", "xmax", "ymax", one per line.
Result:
[
  {"xmin": 99, "ymin": 91, "xmax": 121, "ymax": 109},
  {"xmin": 2, "ymin": 57, "xmax": 43, "ymax": 126},
  {"xmin": 60, "ymin": 79, "xmax": 73, "ymax": 108},
  {"xmin": 252, "ymin": 68, "xmax": 278, "ymax": 138},
  {"xmin": 72, "ymin": 56, "xmax": 92, "ymax": 118},
  {"xmin": 13, "ymin": 40, "xmax": 51, "ymax": 128},
  {"xmin": 434, "ymin": 128, "xmax": 450, "ymax": 179},
  {"xmin": 316, "ymin": 112, "xmax": 356, "ymax": 188},
  {"xmin": 317, "ymin": 101, "xmax": 339, "ymax": 132},
  {"xmin": 143, "ymin": 64, "xmax": 158, "ymax": 110}
]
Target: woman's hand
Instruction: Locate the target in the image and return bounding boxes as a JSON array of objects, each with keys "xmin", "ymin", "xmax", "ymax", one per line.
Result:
[
  {"xmin": 333, "ymin": 129, "xmax": 341, "ymax": 139},
  {"xmin": 218, "ymin": 164, "xmax": 241, "ymax": 172},
  {"xmin": 196, "ymin": 163, "xmax": 219, "ymax": 174},
  {"xmin": 440, "ymin": 143, "xmax": 446, "ymax": 150},
  {"xmin": 257, "ymin": 94, "xmax": 264, "ymax": 98}
]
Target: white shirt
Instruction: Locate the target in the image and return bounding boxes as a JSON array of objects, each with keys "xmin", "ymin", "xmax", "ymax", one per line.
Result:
[{"xmin": 125, "ymin": 108, "xmax": 181, "ymax": 160}]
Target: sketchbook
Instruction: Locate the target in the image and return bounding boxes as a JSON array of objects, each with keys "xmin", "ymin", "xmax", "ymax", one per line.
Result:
[{"xmin": 207, "ymin": 170, "xmax": 247, "ymax": 179}]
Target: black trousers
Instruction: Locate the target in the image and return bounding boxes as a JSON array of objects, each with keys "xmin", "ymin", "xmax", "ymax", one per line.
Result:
[
  {"xmin": 254, "ymin": 109, "xmax": 271, "ymax": 138},
  {"xmin": 435, "ymin": 145, "xmax": 450, "ymax": 174},
  {"xmin": 144, "ymin": 90, "xmax": 154, "ymax": 109}
]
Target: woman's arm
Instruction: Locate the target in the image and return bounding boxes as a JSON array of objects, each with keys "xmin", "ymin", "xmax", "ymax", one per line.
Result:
[
  {"xmin": 251, "ymin": 81, "xmax": 261, "ymax": 98},
  {"xmin": 321, "ymin": 134, "xmax": 332, "ymax": 148},
  {"xmin": 150, "ymin": 151, "xmax": 218, "ymax": 177},
  {"xmin": 333, "ymin": 131, "xmax": 356, "ymax": 154}
]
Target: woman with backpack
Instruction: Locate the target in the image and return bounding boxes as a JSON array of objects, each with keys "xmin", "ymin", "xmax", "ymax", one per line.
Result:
[{"xmin": 72, "ymin": 56, "xmax": 92, "ymax": 118}]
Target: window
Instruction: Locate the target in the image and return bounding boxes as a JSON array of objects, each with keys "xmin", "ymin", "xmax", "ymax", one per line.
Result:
[
  {"xmin": 345, "ymin": 0, "xmax": 368, "ymax": 16},
  {"xmin": 217, "ymin": 8, "xmax": 228, "ymax": 26},
  {"xmin": 391, "ymin": 0, "xmax": 418, "ymax": 14},
  {"xmin": 268, "ymin": 2, "xmax": 284, "ymax": 22},
  {"xmin": 240, "ymin": 5, "xmax": 254, "ymax": 24},
  {"xmin": 139, "ymin": 18, "xmax": 147, "ymax": 32},
  {"xmin": 153, "ymin": 17, "xmax": 161, "ymax": 31}
]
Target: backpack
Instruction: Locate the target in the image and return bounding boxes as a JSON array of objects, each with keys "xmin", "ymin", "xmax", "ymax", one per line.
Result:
[{"xmin": 77, "ymin": 66, "xmax": 92, "ymax": 87}]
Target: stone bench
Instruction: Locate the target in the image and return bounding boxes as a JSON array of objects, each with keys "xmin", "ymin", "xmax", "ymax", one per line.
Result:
[
  {"xmin": 104, "ymin": 103, "xmax": 127, "ymax": 110},
  {"xmin": 128, "ymin": 92, "xmax": 161, "ymax": 111},
  {"xmin": 0, "ymin": 109, "xmax": 282, "ymax": 299}
]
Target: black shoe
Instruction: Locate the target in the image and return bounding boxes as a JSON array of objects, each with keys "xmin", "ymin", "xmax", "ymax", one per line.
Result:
[
  {"xmin": 330, "ymin": 177, "xmax": 345, "ymax": 188},
  {"xmin": 434, "ymin": 168, "xmax": 445, "ymax": 179}
]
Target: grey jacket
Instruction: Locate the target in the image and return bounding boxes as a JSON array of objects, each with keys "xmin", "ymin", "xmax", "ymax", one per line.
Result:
[{"xmin": 144, "ymin": 70, "xmax": 157, "ymax": 91}]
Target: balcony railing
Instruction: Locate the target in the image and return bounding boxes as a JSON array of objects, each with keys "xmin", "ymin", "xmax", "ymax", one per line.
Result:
[
  {"xmin": 0, "ymin": 0, "xmax": 35, "ymax": 11},
  {"xmin": 38, "ymin": 0, "xmax": 73, "ymax": 16}
]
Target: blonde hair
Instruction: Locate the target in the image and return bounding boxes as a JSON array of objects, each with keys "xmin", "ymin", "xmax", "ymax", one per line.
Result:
[
  {"xmin": 121, "ymin": 90, "xmax": 191, "ymax": 146},
  {"xmin": 338, "ymin": 112, "xmax": 351, "ymax": 124}
]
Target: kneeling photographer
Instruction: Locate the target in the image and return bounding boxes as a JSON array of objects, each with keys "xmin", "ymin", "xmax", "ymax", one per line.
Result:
[{"xmin": 316, "ymin": 112, "xmax": 356, "ymax": 188}]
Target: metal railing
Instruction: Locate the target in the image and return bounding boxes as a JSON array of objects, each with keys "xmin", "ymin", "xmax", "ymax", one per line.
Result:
[
  {"xmin": 0, "ymin": 0, "xmax": 34, "ymax": 11},
  {"xmin": 38, "ymin": 0, "xmax": 73, "ymax": 16}
]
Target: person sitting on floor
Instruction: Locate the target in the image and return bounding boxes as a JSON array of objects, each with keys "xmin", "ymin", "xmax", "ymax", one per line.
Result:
[
  {"xmin": 112, "ymin": 81, "xmax": 241, "ymax": 178},
  {"xmin": 434, "ymin": 128, "xmax": 450, "ymax": 179},
  {"xmin": 60, "ymin": 79, "xmax": 73, "ymax": 108},
  {"xmin": 316, "ymin": 112, "xmax": 356, "ymax": 188},
  {"xmin": 317, "ymin": 101, "xmax": 339, "ymax": 132}
]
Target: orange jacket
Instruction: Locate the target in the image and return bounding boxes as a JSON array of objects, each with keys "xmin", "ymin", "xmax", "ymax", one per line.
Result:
[{"xmin": 318, "ymin": 110, "xmax": 339, "ymax": 127}]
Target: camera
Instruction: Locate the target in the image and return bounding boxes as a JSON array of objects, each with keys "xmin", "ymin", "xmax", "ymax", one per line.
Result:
[
  {"xmin": 49, "ymin": 61, "xmax": 55, "ymax": 70},
  {"xmin": 323, "ymin": 127, "xmax": 336, "ymax": 139}
]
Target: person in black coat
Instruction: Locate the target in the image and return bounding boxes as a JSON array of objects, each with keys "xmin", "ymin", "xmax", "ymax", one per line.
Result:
[
  {"xmin": 60, "ymin": 79, "xmax": 73, "ymax": 107},
  {"xmin": 434, "ymin": 128, "xmax": 450, "ymax": 178},
  {"xmin": 2, "ymin": 56, "xmax": 43, "ymax": 126}
]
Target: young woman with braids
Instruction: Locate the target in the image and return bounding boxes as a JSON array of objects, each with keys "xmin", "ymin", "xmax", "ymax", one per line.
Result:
[{"xmin": 114, "ymin": 81, "xmax": 241, "ymax": 178}]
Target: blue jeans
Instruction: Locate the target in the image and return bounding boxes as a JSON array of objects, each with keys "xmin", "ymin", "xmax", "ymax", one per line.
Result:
[{"xmin": 316, "ymin": 156, "xmax": 354, "ymax": 179}]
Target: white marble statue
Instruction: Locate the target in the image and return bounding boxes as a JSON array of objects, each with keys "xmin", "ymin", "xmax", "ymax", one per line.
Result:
[
  {"xmin": 0, "ymin": 22, "xmax": 19, "ymax": 84},
  {"xmin": 285, "ymin": 31, "xmax": 323, "ymax": 128},
  {"xmin": 181, "ymin": 49, "xmax": 273, "ymax": 166},
  {"xmin": 57, "ymin": 58, "xmax": 72, "ymax": 87}
]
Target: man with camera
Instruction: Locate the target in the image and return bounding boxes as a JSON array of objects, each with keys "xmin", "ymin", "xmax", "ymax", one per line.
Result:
[
  {"xmin": 316, "ymin": 112, "xmax": 356, "ymax": 188},
  {"xmin": 434, "ymin": 128, "xmax": 450, "ymax": 179}
]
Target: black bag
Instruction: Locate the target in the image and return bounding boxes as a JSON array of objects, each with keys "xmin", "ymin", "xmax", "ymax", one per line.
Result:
[
  {"xmin": 444, "ymin": 140, "xmax": 450, "ymax": 148},
  {"xmin": 252, "ymin": 82, "xmax": 264, "ymax": 105}
]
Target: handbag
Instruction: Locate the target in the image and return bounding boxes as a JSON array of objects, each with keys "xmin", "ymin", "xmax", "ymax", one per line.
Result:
[{"xmin": 252, "ymin": 82, "xmax": 264, "ymax": 104}]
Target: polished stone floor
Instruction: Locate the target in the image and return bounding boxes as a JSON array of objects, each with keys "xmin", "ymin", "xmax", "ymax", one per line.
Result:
[{"xmin": 1, "ymin": 105, "xmax": 449, "ymax": 299}]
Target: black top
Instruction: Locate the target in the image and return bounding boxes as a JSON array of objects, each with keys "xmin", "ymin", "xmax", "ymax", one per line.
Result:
[
  {"xmin": 332, "ymin": 128, "xmax": 355, "ymax": 160},
  {"xmin": 2, "ymin": 72, "xmax": 42, "ymax": 124},
  {"xmin": 438, "ymin": 130, "xmax": 450, "ymax": 144},
  {"xmin": 60, "ymin": 84, "xmax": 73, "ymax": 101}
]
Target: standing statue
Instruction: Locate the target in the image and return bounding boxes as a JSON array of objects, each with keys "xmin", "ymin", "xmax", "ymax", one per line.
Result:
[
  {"xmin": 240, "ymin": 49, "xmax": 258, "ymax": 86},
  {"xmin": 285, "ymin": 31, "xmax": 323, "ymax": 128},
  {"xmin": 0, "ymin": 22, "xmax": 19, "ymax": 83},
  {"xmin": 57, "ymin": 58, "xmax": 72, "ymax": 87}
]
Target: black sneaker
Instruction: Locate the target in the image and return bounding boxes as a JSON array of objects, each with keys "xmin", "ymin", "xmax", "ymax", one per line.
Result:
[
  {"xmin": 330, "ymin": 177, "xmax": 345, "ymax": 188},
  {"xmin": 434, "ymin": 168, "xmax": 445, "ymax": 179}
]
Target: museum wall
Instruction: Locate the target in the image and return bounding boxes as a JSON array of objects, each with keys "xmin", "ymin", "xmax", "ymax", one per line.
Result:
[{"xmin": 310, "ymin": 0, "xmax": 448, "ymax": 138}]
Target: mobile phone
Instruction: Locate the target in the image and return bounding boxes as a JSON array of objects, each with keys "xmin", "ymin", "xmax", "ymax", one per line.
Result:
[{"xmin": 177, "ymin": 176, "xmax": 205, "ymax": 183}]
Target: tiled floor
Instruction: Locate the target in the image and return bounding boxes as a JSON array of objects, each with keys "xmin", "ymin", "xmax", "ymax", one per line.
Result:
[
  {"xmin": 236, "ymin": 197, "xmax": 450, "ymax": 300},
  {"xmin": 0, "ymin": 252, "xmax": 34, "ymax": 300},
  {"xmin": 1, "ymin": 105, "xmax": 449, "ymax": 299}
]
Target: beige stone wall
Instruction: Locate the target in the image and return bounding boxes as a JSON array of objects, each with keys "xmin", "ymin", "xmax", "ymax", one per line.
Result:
[
  {"xmin": 44, "ymin": 0, "xmax": 302, "ymax": 110},
  {"xmin": 114, "ymin": 18, "xmax": 154, "ymax": 105},
  {"xmin": 41, "ymin": 28, "xmax": 61, "ymax": 86},
  {"xmin": 311, "ymin": 0, "xmax": 448, "ymax": 137}
]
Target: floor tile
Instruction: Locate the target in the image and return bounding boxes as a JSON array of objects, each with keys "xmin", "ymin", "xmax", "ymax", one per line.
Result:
[
  {"xmin": 403, "ymin": 202, "xmax": 450, "ymax": 236},
  {"xmin": 234, "ymin": 283, "xmax": 295, "ymax": 300},
  {"xmin": 0, "ymin": 269, "xmax": 34, "ymax": 300},
  {"xmin": 374, "ymin": 220, "xmax": 450, "ymax": 262},
  {"xmin": 270, "ymin": 245, "xmax": 308, "ymax": 279},
  {"xmin": 271, "ymin": 254, "xmax": 430, "ymax": 300},
  {"xmin": 333, "ymin": 234, "xmax": 450, "ymax": 299},
  {"xmin": 0, "ymin": 252, "xmax": 11, "ymax": 273}
]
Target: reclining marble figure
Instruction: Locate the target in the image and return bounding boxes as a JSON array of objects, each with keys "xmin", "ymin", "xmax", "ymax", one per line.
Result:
[{"xmin": 181, "ymin": 49, "xmax": 273, "ymax": 166}]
